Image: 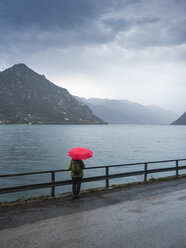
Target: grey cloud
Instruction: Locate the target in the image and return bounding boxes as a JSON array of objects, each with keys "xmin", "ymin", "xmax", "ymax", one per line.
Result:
[
  {"xmin": 124, "ymin": 18, "xmax": 186, "ymax": 49},
  {"xmin": 2, "ymin": 1, "xmax": 144, "ymax": 26},
  {"xmin": 102, "ymin": 18, "xmax": 132, "ymax": 34},
  {"xmin": 167, "ymin": 19, "xmax": 186, "ymax": 45},
  {"xmin": 0, "ymin": 0, "xmax": 140, "ymax": 32},
  {"xmin": 136, "ymin": 16, "xmax": 160, "ymax": 25},
  {"xmin": 0, "ymin": 0, "xmax": 186, "ymax": 54},
  {"xmin": 0, "ymin": 0, "xmax": 99, "ymax": 31},
  {"xmin": 102, "ymin": 16, "xmax": 160, "ymax": 34},
  {"xmin": 0, "ymin": 0, "xmax": 112, "ymax": 53}
]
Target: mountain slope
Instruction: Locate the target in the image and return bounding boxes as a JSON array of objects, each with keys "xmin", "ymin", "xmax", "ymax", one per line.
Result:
[
  {"xmin": 0, "ymin": 64, "xmax": 104, "ymax": 124},
  {"xmin": 78, "ymin": 98, "xmax": 178, "ymax": 124},
  {"xmin": 171, "ymin": 112, "xmax": 186, "ymax": 125}
]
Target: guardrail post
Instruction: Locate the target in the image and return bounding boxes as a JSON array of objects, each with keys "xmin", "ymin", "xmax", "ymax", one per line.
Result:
[
  {"xmin": 105, "ymin": 167, "xmax": 109, "ymax": 188},
  {"xmin": 51, "ymin": 171, "xmax": 55, "ymax": 197},
  {"xmin": 144, "ymin": 163, "xmax": 148, "ymax": 182},
  {"xmin": 176, "ymin": 160, "xmax": 179, "ymax": 177}
]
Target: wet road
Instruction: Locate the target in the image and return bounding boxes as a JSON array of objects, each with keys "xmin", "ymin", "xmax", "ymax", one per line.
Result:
[{"xmin": 1, "ymin": 178, "xmax": 186, "ymax": 248}]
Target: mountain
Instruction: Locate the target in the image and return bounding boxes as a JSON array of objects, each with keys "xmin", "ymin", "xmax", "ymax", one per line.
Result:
[
  {"xmin": 171, "ymin": 112, "xmax": 186, "ymax": 125},
  {"xmin": 77, "ymin": 97, "xmax": 178, "ymax": 124},
  {"xmin": 0, "ymin": 64, "xmax": 105, "ymax": 124}
]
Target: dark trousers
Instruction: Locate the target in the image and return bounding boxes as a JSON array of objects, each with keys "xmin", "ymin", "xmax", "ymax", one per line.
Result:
[{"xmin": 72, "ymin": 177, "xmax": 82, "ymax": 197}]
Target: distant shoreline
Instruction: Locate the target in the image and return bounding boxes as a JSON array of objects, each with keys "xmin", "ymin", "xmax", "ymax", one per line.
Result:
[{"xmin": 0, "ymin": 122, "xmax": 108, "ymax": 125}]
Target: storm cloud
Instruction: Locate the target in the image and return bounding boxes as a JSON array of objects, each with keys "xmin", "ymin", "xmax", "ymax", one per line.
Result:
[
  {"xmin": 1, "ymin": 0, "xmax": 185, "ymax": 50},
  {"xmin": 0, "ymin": 0, "xmax": 186, "ymax": 113}
]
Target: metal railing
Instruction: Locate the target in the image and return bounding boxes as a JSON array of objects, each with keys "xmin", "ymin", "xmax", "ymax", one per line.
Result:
[{"xmin": 0, "ymin": 159, "xmax": 186, "ymax": 198}]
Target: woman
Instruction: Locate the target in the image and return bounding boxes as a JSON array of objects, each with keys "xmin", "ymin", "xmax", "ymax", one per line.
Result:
[{"xmin": 68, "ymin": 159, "xmax": 85, "ymax": 198}]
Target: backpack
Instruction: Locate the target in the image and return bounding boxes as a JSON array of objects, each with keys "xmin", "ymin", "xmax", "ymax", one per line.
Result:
[{"xmin": 72, "ymin": 160, "xmax": 82, "ymax": 176}]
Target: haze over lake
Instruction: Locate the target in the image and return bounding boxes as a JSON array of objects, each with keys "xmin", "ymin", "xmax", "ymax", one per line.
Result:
[{"xmin": 0, "ymin": 124, "xmax": 186, "ymax": 202}]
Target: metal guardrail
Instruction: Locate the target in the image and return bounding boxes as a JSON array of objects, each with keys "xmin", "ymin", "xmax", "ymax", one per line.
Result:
[{"xmin": 0, "ymin": 159, "xmax": 186, "ymax": 197}]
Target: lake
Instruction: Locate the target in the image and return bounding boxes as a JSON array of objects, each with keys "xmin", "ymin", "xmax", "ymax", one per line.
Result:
[{"xmin": 0, "ymin": 124, "xmax": 186, "ymax": 202}]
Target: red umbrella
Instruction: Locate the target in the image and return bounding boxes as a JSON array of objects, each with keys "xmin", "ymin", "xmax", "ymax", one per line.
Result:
[{"xmin": 68, "ymin": 147, "xmax": 93, "ymax": 160}]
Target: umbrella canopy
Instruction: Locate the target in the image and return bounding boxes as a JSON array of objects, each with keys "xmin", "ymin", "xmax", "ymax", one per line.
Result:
[{"xmin": 68, "ymin": 147, "xmax": 93, "ymax": 160}]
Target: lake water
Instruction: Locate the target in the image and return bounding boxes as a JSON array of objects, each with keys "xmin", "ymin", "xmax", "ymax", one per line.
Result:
[{"xmin": 0, "ymin": 124, "xmax": 186, "ymax": 202}]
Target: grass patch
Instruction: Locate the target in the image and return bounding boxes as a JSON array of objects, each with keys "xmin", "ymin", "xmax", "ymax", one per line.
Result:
[
  {"xmin": 0, "ymin": 195, "xmax": 53, "ymax": 208},
  {"xmin": 112, "ymin": 181, "xmax": 145, "ymax": 189},
  {"xmin": 81, "ymin": 187, "xmax": 107, "ymax": 195},
  {"xmin": 112, "ymin": 174, "xmax": 186, "ymax": 189}
]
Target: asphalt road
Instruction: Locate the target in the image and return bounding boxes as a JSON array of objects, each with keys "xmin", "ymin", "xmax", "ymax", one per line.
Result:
[{"xmin": 1, "ymin": 177, "xmax": 186, "ymax": 248}]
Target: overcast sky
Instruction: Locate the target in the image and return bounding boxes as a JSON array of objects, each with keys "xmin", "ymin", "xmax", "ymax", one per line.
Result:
[{"xmin": 0, "ymin": 0, "xmax": 186, "ymax": 114}]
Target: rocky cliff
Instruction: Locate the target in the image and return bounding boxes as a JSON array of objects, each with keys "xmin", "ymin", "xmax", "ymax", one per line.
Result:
[{"xmin": 0, "ymin": 64, "xmax": 105, "ymax": 124}]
